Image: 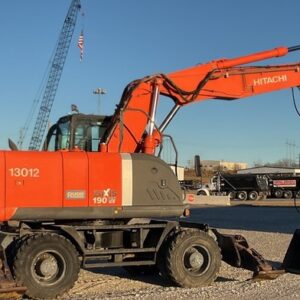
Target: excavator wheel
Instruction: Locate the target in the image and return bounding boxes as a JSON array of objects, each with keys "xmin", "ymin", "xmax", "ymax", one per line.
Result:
[
  {"xmin": 163, "ymin": 229, "xmax": 221, "ymax": 288},
  {"xmin": 13, "ymin": 233, "xmax": 80, "ymax": 299}
]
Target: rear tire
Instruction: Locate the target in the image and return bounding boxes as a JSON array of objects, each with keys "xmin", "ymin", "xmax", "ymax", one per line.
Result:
[
  {"xmin": 274, "ymin": 189, "xmax": 283, "ymax": 198},
  {"xmin": 283, "ymin": 190, "xmax": 293, "ymax": 199},
  {"xmin": 163, "ymin": 229, "xmax": 221, "ymax": 288},
  {"xmin": 237, "ymin": 191, "xmax": 247, "ymax": 201},
  {"xmin": 13, "ymin": 233, "xmax": 80, "ymax": 299},
  {"xmin": 248, "ymin": 191, "xmax": 258, "ymax": 201}
]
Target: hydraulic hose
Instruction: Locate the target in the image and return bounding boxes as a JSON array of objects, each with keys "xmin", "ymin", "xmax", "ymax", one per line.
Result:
[{"xmin": 288, "ymin": 45, "xmax": 300, "ymax": 52}]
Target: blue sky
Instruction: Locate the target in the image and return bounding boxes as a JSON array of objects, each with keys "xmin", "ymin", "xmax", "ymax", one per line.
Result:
[{"xmin": 1, "ymin": 0, "xmax": 300, "ymax": 167}]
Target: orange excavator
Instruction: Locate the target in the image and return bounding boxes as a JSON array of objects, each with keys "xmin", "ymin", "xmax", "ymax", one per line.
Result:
[{"xmin": 2, "ymin": 45, "xmax": 300, "ymax": 299}]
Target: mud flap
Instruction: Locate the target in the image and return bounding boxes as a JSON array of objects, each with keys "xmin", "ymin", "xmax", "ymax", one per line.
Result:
[
  {"xmin": 0, "ymin": 245, "xmax": 26, "ymax": 299},
  {"xmin": 282, "ymin": 229, "xmax": 300, "ymax": 274},
  {"xmin": 212, "ymin": 229, "xmax": 284, "ymax": 280}
]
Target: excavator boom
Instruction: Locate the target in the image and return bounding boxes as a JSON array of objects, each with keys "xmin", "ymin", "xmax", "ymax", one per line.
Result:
[{"xmin": 102, "ymin": 45, "xmax": 300, "ymax": 154}]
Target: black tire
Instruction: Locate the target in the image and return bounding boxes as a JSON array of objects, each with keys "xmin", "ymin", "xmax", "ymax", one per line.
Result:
[
  {"xmin": 164, "ymin": 229, "xmax": 221, "ymax": 288},
  {"xmin": 13, "ymin": 233, "xmax": 80, "ymax": 299},
  {"xmin": 156, "ymin": 230, "xmax": 176, "ymax": 285},
  {"xmin": 248, "ymin": 191, "xmax": 258, "ymax": 201},
  {"xmin": 283, "ymin": 190, "xmax": 293, "ymax": 199},
  {"xmin": 274, "ymin": 189, "xmax": 283, "ymax": 198},
  {"xmin": 237, "ymin": 191, "xmax": 247, "ymax": 201},
  {"xmin": 295, "ymin": 191, "xmax": 300, "ymax": 198},
  {"xmin": 228, "ymin": 191, "xmax": 236, "ymax": 200}
]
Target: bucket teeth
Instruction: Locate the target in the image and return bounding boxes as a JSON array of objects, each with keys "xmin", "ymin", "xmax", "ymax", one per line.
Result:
[
  {"xmin": 253, "ymin": 269, "xmax": 285, "ymax": 281},
  {"xmin": 213, "ymin": 229, "xmax": 284, "ymax": 279}
]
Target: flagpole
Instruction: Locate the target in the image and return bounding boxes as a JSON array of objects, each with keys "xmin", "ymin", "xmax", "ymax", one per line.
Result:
[{"xmin": 78, "ymin": 30, "xmax": 84, "ymax": 61}]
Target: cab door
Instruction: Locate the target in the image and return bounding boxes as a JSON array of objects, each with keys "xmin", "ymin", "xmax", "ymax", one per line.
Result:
[{"xmin": 62, "ymin": 151, "xmax": 89, "ymax": 207}]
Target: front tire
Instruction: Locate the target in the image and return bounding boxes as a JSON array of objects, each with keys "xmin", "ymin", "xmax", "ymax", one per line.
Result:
[
  {"xmin": 13, "ymin": 233, "xmax": 80, "ymax": 299},
  {"xmin": 228, "ymin": 191, "xmax": 236, "ymax": 200},
  {"xmin": 197, "ymin": 190, "xmax": 208, "ymax": 196},
  {"xmin": 164, "ymin": 229, "xmax": 221, "ymax": 288}
]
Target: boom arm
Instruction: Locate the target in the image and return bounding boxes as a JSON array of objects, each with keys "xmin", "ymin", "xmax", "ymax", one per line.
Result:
[{"xmin": 101, "ymin": 45, "xmax": 300, "ymax": 154}]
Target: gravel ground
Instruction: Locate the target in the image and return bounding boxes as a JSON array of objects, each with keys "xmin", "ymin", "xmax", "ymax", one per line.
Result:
[{"xmin": 56, "ymin": 229, "xmax": 300, "ymax": 300}]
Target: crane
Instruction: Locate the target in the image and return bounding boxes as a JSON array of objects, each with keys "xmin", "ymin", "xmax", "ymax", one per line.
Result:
[{"xmin": 18, "ymin": 0, "xmax": 82, "ymax": 150}]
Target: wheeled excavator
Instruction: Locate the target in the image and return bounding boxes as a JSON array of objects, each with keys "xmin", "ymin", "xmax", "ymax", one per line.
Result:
[{"xmin": 3, "ymin": 45, "xmax": 300, "ymax": 299}]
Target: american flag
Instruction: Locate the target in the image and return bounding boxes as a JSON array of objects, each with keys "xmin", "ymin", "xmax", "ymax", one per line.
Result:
[{"xmin": 77, "ymin": 31, "xmax": 84, "ymax": 61}]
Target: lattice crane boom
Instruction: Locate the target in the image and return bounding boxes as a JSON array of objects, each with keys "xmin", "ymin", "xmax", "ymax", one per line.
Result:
[{"xmin": 27, "ymin": 0, "xmax": 81, "ymax": 150}]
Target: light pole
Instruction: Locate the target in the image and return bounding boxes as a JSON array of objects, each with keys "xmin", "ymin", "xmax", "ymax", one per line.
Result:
[{"xmin": 93, "ymin": 88, "xmax": 107, "ymax": 115}]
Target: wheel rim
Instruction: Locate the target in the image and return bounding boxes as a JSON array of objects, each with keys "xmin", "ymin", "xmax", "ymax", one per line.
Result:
[
  {"xmin": 31, "ymin": 250, "xmax": 66, "ymax": 286},
  {"xmin": 238, "ymin": 192, "xmax": 246, "ymax": 200},
  {"xmin": 249, "ymin": 192, "xmax": 257, "ymax": 200},
  {"xmin": 182, "ymin": 244, "xmax": 210, "ymax": 276},
  {"xmin": 284, "ymin": 191, "xmax": 292, "ymax": 198}
]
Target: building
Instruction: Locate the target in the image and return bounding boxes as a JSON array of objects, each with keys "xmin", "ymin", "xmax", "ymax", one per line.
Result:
[
  {"xmin": 237, "ymin": 166, "xmax": 300, "ymax": 176},
  {"xmin": 201, "ymin": 160, "xmax": 248, "ymax": 172}
]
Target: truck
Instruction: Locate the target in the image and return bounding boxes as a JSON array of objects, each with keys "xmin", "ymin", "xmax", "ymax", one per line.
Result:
[
  {"xmin": 197, "ymin": 172, "xmax": 269, "ymax": 201},
  {"xmin": 2, "ymin": 44, "xmax": 300, "ymax": 299},
  {"xmin": 267, "ymin": 174, "xmax": 300, "ymax": 198},
  {"xmin": 179, "ymin": 179, "xmax": 202, "ymax": 190}
]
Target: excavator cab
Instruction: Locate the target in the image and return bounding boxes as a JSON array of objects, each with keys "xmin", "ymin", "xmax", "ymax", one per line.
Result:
[{"xmin": 43, "ymin": 113, "xmax": 111, "ymax": 151}]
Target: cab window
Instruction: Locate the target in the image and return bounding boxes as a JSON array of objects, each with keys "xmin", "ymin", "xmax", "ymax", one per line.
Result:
[{"xmin": 57, "ymin": 120, "xmax": 71, "ymax": 150}]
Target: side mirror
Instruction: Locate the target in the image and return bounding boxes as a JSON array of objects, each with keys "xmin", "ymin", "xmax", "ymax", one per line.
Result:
[
  {"xmin": 194, "ymin": 155, "xmax": 201, "ymax": 177},
  {"xmin": 8, "ymin": 138, "xmax": 19, "ymax": 151}
]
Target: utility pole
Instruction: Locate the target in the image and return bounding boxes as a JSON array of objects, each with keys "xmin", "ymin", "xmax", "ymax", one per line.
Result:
[{"xmin": 93, "ymin": 88, "xmax": 107, "ymax": 115}]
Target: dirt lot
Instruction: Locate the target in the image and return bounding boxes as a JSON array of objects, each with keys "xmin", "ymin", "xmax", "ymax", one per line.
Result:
[{"xmin": 54, "ymin": 202, "xmax": 300, "ymax": 300}]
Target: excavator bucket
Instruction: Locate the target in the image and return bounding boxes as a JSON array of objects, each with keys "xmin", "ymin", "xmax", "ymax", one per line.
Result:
[
  {"xmin": 0, "ymin": 246, "xmax": 26, "ymax": 299},
  {"xmin": 213, "ymin": 229, "xmax": 284, "ymax": 280},
  {"xmin": 282, "ymin": 229, "xmax": 300, "ymax": 274}
]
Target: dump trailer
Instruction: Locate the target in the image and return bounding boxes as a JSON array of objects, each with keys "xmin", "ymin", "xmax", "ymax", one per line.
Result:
[
  {"xmin": 267, "ymin": 174, "xmax": 300, "ymax": 198},
  {"xmin": 4, "ymin": 44, "xmax": 300, "ymax": 299},
  {"xmin": 197, "ymin": 172, "xmax": 269, "ymax": 201},
  {"xmin": 216, "ymin": 172, "xmax": 269, "ymax": 200}
]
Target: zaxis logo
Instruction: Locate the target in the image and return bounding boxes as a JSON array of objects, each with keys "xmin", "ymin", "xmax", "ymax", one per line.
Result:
[{"xmin": 93, "ymin": 188, "xmax": 117, "ymax": 205}]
